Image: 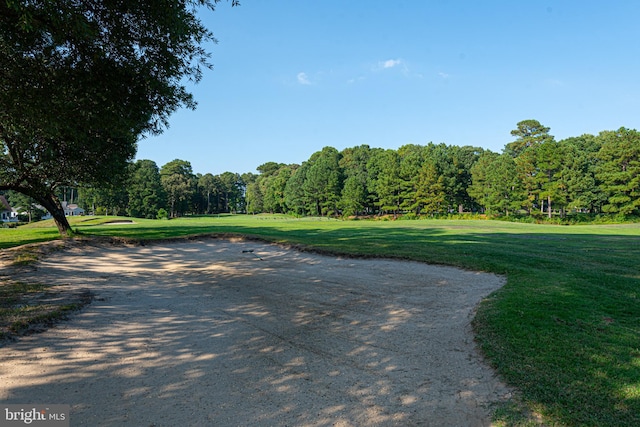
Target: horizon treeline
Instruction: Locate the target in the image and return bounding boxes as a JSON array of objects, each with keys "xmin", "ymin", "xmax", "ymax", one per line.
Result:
[
  {"xmin": 3, "ymin": 120, "xmax": 639, "ymax": 221},
  {"xmin": 244, "ymin": 119, "xmax": 640, "ymax": 219}
]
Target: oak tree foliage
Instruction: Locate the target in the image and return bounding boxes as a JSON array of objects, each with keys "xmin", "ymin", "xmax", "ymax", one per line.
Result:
[{"xmin": 0, "ymin": 0, "xmax": 237, "ymax": 235}]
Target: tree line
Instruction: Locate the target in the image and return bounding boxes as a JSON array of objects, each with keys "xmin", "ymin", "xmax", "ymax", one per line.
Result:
[
  {"xmin": 79, "ymin": 159, "xmax": 245, "ymax": 219},
  {"xmin": 3, "ymin": 120, "xmax": 638, "ymax": 222},
  {"xmin": 245, "ymin": 120, "xmax": 640, "ymax": 219}
]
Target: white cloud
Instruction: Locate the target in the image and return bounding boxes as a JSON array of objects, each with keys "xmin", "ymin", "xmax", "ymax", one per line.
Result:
[
  {"xmin": 438, "ymin": 72, "xmax": 450, "ymax": 79},
  {"xmin": 380, "ymin": 59, "xmax": 402, "ymax": 69},
  {"xmin": 297, "ymin": 72, "xmax": 311, "ymax": 85},
  {"xmin": 373, "ymin": 58, "xmax": 412, "ymax": 76}
]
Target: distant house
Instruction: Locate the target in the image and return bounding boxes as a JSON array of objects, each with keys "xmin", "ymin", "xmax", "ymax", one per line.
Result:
[
  {"xmin": 39, "ymin": 201, "xmax": 85, "ymax": 220},
  {"xmin": 0, "ymin": 195, "xmax": 19, "ymax": 222},
  {"xmin": 62, "ymin": 201, "xmax": 85, "ymax": 216}
]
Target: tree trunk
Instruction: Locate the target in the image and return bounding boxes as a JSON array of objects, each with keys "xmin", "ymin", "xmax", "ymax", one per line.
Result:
[
  {"xmin": 34, "ymin": 193, "xmax": 72, "ymax": 237},
  {"xmin": 548, "ymin": 195, "xmax": 552, "ymax": 219},
  {"xmin": 51, "ymin": 206, "xmax": 72, "ymax": 236}
]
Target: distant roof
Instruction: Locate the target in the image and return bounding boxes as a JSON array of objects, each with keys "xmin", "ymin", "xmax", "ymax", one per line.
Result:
[{"xmin": 0, "ymin": 195, "xmax": 11, "ymax": 212}]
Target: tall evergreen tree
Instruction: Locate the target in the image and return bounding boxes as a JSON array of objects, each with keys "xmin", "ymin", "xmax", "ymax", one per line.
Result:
[
  {"xmin": 558, "ymin": 135, "xmax": 604, "ymax": 213},
  {"xmin": 284, "ymin": 164, "xmax": 307, "ymax": 216},
  {"xmin": 302, "ymin": 147, "xmax": 343, "ymax": 216},
  {"xmin": 535, "ymin": 141, "xmax": 564, "ymax": 218},
  {"xmin": 160, "ymin": 159, "xmax": 194, "ymax": 217},
  {"xmin": 398, "ymin": 144, "xmax": 426, "ymax": 213},
  {"xmin": 198, "ymin": 173, "xmax": 219, "ymax": 214},
  {"xmin": 468, "ymin": 151, "xmax": 500, "ymax": 212},
  {"xmin": 218, "ymin": 172, "xmax": 243, "ymax": 213},
  {"xmin": 127, "ymin": 160, "xmax": 165, "ymax": 219},
  {"xmin": 339, "ymin": 145, "xmax": 374, "ymax": 216},
  {"xmin": 240, "ymin": 172, "xmax": 258, "ymax": 214},
  {"xmin": 451, "ymin": 146, "xmax": 485, "ymax": 212},
  {"xmin": 415, "ymin": 160, "xmax": 446, "ymax": 215},
  {"xmin": 505, "ymin": 119, "xmax": 554, "ymax": 158},
  {"xmin": 368, "ymin": 149, "xmax": 402, "ymax": 216},
  {"xmin": 470, "ymin": 153, "xmax": 524, "ymax": 215},
  {"xmin": 596, "ymin": 128, "xmax": 640, "ymax": 215}
]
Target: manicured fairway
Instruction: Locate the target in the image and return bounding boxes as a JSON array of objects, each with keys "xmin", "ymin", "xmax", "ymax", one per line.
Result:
[{"xmin": 3, "ymin": 215, "xmax": 640, "ymax": 426}]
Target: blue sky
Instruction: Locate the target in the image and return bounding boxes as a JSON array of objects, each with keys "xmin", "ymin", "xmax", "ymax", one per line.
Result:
[{"xmin": 136, "ymin": 1, "xmax": 640, "ymax": 176}]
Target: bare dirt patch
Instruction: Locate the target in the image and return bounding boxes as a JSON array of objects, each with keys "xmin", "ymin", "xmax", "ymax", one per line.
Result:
[
  {"xmin": 0, "ymin": 238, "xmax": 511, "ymax": 426},
  {"xmin": 0, "ymin": 240, "xmax": 93, "ymax": 341}
]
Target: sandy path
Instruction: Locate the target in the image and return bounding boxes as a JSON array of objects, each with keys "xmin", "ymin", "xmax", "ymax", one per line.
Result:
[{"xmin": 0, "ymin": 239, "xmax": 510, "ymax": 426}]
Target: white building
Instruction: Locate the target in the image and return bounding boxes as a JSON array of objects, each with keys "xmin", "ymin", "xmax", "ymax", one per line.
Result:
[
  {"xmin": 0, "ymin": 195, "xmax": 19, "ymax": 222},
  {"xmin": 62, "ymin": 201, "xmax": 85, "ymax": 216}
]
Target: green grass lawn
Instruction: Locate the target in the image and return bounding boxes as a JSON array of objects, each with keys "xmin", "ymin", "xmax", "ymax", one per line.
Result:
[{"xmin": 2, "ymin": 214, "xmax": 639, "ymax": 426}]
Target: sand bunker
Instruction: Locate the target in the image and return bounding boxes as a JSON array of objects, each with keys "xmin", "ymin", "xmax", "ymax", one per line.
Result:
[{"xmin": 0, "ymin": 239, "xmax": 511, "ymax": 426}]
